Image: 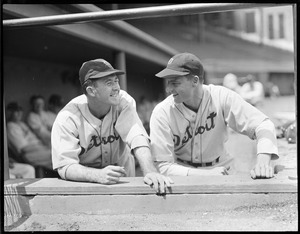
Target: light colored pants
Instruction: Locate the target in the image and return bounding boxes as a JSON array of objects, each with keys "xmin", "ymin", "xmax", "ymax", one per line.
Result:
[
  {"xmin": 176, "ymin": 156, "xmax": 236, "ymax": 174},
  {"xmin": 23, "ymin": 144, "xmax": 53, "ymax": 170},
  {"xmin": 9, "ymin": 162, "xmax": 36, "ymax": 178}
]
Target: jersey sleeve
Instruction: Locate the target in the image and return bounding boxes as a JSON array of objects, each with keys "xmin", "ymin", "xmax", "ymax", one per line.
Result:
[
  {"xmin": 115, "ymin": 92, "xmax": 150, "ymax": 150},
  {"xmin": 221, "ymin": 87, "xmax": 267, "ymax": 139},
  {"xmin": 255, "ymin": 119, "xmax": 279, "ymax": 159},
  {"xmin": 51, "ymin": 116, "xmax": 82, "ymax": 170}
]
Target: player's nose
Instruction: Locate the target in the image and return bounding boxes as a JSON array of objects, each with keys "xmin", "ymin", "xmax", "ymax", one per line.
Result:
[{"xmin": 113, "ymin": 82, "xmax": 120, "ymax": 90}]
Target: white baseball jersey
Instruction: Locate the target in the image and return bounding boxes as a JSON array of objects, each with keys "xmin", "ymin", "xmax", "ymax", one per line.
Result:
[
  {"xmin": 7, "ymin": 121, "xmax": 42, "ymax": 153},
  {"xmin": 27, "ymin": 110, "xmax": 53, "ymax": 132},
  {"xmin": 51, "ymin": 90, "xmax": 149, "ymax": 176},
  {"xmin": 150, "ymin": 84, "xmax": 278, "ymax": 176}
]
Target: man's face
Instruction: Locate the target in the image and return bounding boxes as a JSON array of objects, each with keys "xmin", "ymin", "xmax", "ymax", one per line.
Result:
[
  {"xmin": 33, "ymin": 98, "xmax": 45, "ymax": 113},
  {"xmin": 166, "ymin": 76, "xmax": 194, "ymax": 103},
  {"xmin": 91, "ymin": 75, "xmax": 121, "ymax": 106},
  {"xmin": 12, "ymin": 109, "xmax": 23, "ymax": 122}
]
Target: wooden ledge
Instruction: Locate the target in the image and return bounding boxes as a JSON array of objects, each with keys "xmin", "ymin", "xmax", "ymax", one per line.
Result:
[{"xmin": 4, "ymin": 173, "xmax": 297, "ymax": 195}]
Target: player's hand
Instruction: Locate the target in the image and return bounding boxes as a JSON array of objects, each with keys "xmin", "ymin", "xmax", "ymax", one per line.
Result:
[
  {"xmin": 209, "ymin": 167, "xmax": 229, "ymax": 175},
  {"xmin": 250, "ymin": 153, "xmax": 273, "ymax": 179},
  {"xmin": 143, "ymin": 172, "xmax": 174, "ymax": 195},
  {"xmin": 250, "ymin": 164, "xmax": 273, "ymax": 179},
  {"xmin": 97, "ymin": 165, "xmax": 127, "ymax": 184},
  {"xmin": 188, "ymin": 166, "xmax": 229, "ymax": 176}
]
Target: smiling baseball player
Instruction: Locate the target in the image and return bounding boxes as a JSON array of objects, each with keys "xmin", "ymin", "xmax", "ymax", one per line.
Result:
[
  {"xmin": 51, "ymin": 58, "xmax": 173, "ymax": 194},
  {"xmin": 150, "ymin": 52, "xmax": 279, "ymax": 179}
]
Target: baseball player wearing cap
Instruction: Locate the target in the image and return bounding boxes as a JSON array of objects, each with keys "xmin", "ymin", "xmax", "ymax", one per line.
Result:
[
  {"xmin": 51, "ymin": 58, "xmax": 173, "ymax": 194},
  {"xmin": 150, "ymin": 52, "xmax": 279, "ymax": 179}
]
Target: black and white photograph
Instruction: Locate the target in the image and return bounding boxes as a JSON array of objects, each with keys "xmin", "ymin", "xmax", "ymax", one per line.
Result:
[{"xmin": 2, "ymin": 3, "xmax": 297, "ymax": 231}]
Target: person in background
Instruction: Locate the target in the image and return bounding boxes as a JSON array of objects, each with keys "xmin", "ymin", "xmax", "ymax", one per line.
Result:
[
  {"xmin": 8, "ymin": 157, "xmax": 36, "ymax": 179},
  {"xmin": 222, "ymin": 73, "xmax": 242, "ymax": 94},
  {"xmin": 265, "ymin": 81, "xmax": 280, "ymax": 99},
  {"xmin": 27, "ymin": 95, "xmax": 53, "ymax": 147},
  {"xmin": 150, "ymin": 52, "xmax": 278, "ymax": 179},
  {"xmin": 47, "ymin": 94, "xmax": 64, "ymax": 126},
  {"xmin": 240, "ymin": 74, "xmax": 265, "ymax": 106},
  {"xmin": 6, "ymin": 102, "xmax": 53, "ymax": 170},
  {"xmin": 51, "ymin": 58, "xmax": 173, "ymax": 194},
  {"xmin": 137, "ymin": 96, "xmax": 152, "ymax": 134}
]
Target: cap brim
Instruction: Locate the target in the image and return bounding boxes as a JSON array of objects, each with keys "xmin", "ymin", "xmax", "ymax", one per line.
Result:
[
  {"xmin": 89, "ymin": 69, "xmax": 125, "ymax": 79},
  {"xmin": 155, "ymin": 68, "xmax": 189, "ymax": 78}
]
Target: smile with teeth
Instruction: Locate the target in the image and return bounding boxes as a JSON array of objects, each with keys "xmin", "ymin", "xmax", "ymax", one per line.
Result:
[{"xmin": 111, "ymin": 92, "xmax": 119, "ymax": 97}]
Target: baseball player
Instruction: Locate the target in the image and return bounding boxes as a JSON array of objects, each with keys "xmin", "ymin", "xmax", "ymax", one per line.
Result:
[
  {"xmin": 51, "ymin": 58, "xmax": 173, "ymax": 194},
  {"xmin": 150, "ymin": 52, "xmax": 279, "ymax": 179}
]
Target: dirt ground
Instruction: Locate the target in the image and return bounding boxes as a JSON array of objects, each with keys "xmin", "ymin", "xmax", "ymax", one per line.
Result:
[{"xmin": 5, "ymin": 95, "xmax": 298, "ymax": 231}]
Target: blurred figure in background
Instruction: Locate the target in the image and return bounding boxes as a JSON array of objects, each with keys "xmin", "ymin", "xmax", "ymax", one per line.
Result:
[
  {"xmin": 47, "ymin": 94, "xmax": 64, "ymax": 126},
  {"xmin": 27, "ymin": 95, "xmax": 53, "ymax": 147},
  {"xmin": 265, "ymin": 81, "xmax": 280, "ymax": 99},
  {"xmin": 223, "ymin": 73, "xmax": 242, "ymax": 94},
  {"xmin": 9, "ymin": 157, "xmax": 36, "ymax": 179},
  {"xmin": 137, "ymin": 96, "xmax": 152, "ymax": 134},
  {"xmin": 6, "ymin": 102, "xmax": 53, "ymax": 170},
  {"xmin": 240, "ymin": 74, "xmax": 265, "ymax": 106}
]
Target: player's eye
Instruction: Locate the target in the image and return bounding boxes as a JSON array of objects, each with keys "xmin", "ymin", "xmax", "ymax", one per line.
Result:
[{"xmin": 170, "ymin": 82, "xmax": 180, "ymax": 87}]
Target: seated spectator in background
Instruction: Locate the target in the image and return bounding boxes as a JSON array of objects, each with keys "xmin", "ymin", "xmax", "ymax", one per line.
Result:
[
  {"xmin": 6, "ymin": 102, "xmax": 53, "ymax": 170},
  {"xmin": 9, "ymin": 157, "xmax": 36, "ymax": 179},
  {"xmin": 222, "ymin": 73, "xmax": 242, "ymax": 94},
  {"xmin": 137, "ymin": 96, "xmax": 152, "ymax": 134},
  {"xmin": 27, "ymin": 95, "xmax": 53, "ymax": 147},
  {"xmin": 240, "ymin": 74, "xmax": 265, "ymax": 106},
  {"xmin": 47, "ymin": 94, "xmax": 64, "ymax": 126},
  {"xmin": 265, "ymin": 81, "xmax": 280, "ymax": 99}
]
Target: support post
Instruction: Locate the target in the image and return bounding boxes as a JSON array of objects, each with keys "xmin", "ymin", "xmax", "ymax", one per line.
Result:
[
  {"xmin": 3, "ymin": 98, "xmax": 10, "ymax": 180},
  {"xmin": 293, "ymin": 5, "xmax": 297, "ymax": 126},
  {"xmin": 114, "ymin": 51, "xmax": 127, "ymax": 91}
]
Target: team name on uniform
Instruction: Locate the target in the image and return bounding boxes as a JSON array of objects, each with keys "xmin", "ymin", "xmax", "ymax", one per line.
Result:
[{"xmin": 173, "ymin": 111, "xmax": 217, "ymax": 146}]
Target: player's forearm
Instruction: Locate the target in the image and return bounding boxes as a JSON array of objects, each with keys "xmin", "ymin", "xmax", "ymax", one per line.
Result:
[
  {"xmin": 256, "ymin": 153, "xmax": 272, "ymax": 165},
  {"xmin": 59, "ymin": 164, "xmax": 102, "ymax": 183},
  {"xmin": 156, "ymin": 161, "xmax": 190, "ymax": 176},
  {"xmin": 133, "ymin": 146, "xmax": 158, "ymax": 175},
  {"xmin": 157, "ymin": 162, "xmax": 227, "ymax": 176}
]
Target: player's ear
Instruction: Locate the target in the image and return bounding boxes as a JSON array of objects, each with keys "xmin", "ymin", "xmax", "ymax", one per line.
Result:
[
  {"xmin": 192, "ymin": 75, "xmax": 199, "ymax": 86},
  {"xmin": 86, "ymin": 86, "xmax": 96, "ymax": 96},
  {"xmin": 197, "ymin": 75, "xmax": 204, "ymax": 84}
]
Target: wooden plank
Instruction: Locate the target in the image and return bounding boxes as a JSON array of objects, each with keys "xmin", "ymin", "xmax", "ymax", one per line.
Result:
[{"xmin": 4, "ymin": 174, "xmax": 297, "ymax": 195}]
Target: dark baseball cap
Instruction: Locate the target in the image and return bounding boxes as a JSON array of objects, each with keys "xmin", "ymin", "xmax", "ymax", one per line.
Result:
[
  {"xmin": 156, "ymin": 52, "xmax": 204, "ymax": 78},
  {"xmin": 79, "ymin": 58, "xmax": 125, "ymax": 85}
]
